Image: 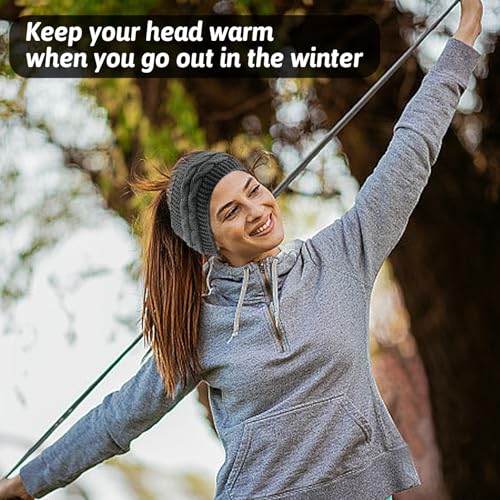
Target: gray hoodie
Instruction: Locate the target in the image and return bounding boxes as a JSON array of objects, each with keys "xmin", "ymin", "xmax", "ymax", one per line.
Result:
[{"xmin": 19, "ymin": 37, "xmax": 480, "ymax": 499}]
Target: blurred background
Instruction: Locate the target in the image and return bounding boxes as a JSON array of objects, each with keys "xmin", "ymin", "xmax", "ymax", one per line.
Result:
[{"xmin": 0, "ymin": 0, "xmax": 499, "ymax": 498}]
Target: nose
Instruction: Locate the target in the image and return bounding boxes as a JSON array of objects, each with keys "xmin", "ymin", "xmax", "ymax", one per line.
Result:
[{"xmin": 246, "ymin": 200, "xmax": 265, "ymax": 221}]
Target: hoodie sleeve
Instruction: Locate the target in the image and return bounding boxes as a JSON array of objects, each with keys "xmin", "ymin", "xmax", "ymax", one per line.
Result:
[
  {"xmin": 18, "ymin": 355, "xmax": 202, "ymax": 498},
  {"xmin": 305, "ymin": 37, "xmax": 481, "ymax": 286}
]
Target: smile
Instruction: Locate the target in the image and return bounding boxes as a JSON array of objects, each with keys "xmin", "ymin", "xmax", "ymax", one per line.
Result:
[{"xmin": 250, "ymin": 214, "xmax": 274, "ymax": 237}]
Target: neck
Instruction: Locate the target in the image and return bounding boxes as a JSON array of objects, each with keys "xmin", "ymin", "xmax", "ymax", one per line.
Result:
[{"xmin": 219, "ymin": 246, "xmax": 281, "ymax": 268}]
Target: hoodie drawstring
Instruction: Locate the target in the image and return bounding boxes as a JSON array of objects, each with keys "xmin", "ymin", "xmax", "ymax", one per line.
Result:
[
  {"xmin": 227, "ymin": 266, "xmax": 250, "ymax": 344},
  {"xmin": 205, "ymin": 258, "xmax": 280, "ymax": 345}
]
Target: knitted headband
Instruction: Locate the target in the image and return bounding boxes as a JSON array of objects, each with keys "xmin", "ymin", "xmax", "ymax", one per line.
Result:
[{"xmin": 167, "ymin": 151, "xmax": 248, "ymax": 255}]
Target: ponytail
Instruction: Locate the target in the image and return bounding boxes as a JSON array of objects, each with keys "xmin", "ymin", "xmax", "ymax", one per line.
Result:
[{"xmin": 128, "ymin": 160, "xmax": 205, "ymax": 398}]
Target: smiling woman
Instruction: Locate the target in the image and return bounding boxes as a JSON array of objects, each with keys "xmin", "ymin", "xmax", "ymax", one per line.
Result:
[{"xmin": 209, "ymin": 169, "xmax": 285, "ymax": 267}]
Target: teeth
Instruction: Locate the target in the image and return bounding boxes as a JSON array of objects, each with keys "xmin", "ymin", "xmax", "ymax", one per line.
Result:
[{"xmin": 253, "ymin": 215, "xmax": 271, "ymax": 235}]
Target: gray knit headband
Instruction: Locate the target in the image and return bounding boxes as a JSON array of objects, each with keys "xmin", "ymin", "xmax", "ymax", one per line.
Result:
[{"xmin": 167, "ymin": 151, "xmax": 248, "ymax": 255}]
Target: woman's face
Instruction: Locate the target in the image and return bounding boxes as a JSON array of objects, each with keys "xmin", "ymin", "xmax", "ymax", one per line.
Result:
[{"xmin": 209, "ymin": 171, "xmax": 285, "ymax": 267}]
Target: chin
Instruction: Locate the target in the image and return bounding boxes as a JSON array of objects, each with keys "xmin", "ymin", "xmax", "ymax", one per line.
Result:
[{"xmin": 260, "ymin": 229, "xmax": 284, "ymax": 253}]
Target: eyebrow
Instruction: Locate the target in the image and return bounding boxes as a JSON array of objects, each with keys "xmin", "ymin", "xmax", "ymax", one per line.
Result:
[{"xmin": 216, "ymin": 176, "xmax": 254, "ymax": 220}]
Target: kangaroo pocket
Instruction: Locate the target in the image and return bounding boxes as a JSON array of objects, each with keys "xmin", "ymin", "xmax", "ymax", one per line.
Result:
[{"xmin": 226, "ymin": 394, "xmax": 373, "ymax": 499}]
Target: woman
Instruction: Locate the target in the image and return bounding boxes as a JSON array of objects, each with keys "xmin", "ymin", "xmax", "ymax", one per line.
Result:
[{"xmin": 0, "ymin": 2, "xmax": 483, "ymax": 498}]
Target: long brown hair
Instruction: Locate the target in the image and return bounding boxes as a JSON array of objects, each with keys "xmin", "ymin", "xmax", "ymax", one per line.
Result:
[
  {"xmin": 128, "ymin": 155, "xmax": 206, "ymax": 399},
  {"xmin": 128, "ymin": 150, "xmax": 273, "ymax": 398}
]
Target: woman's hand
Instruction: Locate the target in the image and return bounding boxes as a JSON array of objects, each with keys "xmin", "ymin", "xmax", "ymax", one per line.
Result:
[
  {"xmin": 0, "ymin": 476, "xmax": 34, "ymax": 500},
  {"xmin": 453, "ymin": 0, "xmax": 483, "ymax": 47}
]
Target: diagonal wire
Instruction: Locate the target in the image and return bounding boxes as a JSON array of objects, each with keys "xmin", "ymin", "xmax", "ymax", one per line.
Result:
[
  {"xmin": 4, "ymin": 0, "xmax": 461, "ymax": 479},
  {"xmin": 272, "ymin": 0, "xmax": 461, "ymax": 197}
]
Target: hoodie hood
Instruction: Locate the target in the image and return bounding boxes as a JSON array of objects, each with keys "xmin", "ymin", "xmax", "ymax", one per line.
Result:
[{"xmin": 202, "ymin": 239, "xmax": 303, "ymax": 344}]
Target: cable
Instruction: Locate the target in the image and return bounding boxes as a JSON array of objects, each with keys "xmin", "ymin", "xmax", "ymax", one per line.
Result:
[{"xmin": 272, "ymin": 0, "xmax": 461, "ymax": 197}]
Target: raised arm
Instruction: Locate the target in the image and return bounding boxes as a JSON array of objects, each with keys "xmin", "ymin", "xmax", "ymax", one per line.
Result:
[
  {"xmin": 5, "ymin": 355, "xmax": 201, "ymax": 498},
  {"xmin": 307, "ymin": 2, "xmax": 482, "ymax": 286}
]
